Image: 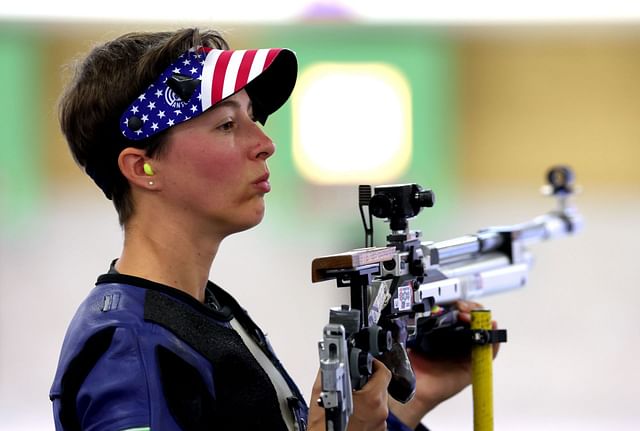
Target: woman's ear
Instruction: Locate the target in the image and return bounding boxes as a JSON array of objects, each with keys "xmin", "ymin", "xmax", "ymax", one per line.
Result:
[{"xmin": 118, "ymin": 147, "xmax": 159, "ymax": 191}]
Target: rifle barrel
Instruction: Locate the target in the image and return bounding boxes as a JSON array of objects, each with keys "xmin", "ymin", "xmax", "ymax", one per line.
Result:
[{"xmin": 425, "ymin": 209, "xmax": 580, "ymax": 266}]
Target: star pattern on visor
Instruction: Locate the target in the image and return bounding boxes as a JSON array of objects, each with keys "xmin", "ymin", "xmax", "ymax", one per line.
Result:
[{"xmin": 121, "ymin": 50, "xmax": 205, "ymax": 139}]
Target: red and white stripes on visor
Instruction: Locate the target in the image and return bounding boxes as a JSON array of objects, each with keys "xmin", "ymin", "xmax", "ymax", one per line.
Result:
[
  {"xmin": 120, "ymin": 47, "xmax": 297, "ymax": 141},
  {"xmin": 201, "ymin": 49, "xmax": 281, "ymax": 111}
]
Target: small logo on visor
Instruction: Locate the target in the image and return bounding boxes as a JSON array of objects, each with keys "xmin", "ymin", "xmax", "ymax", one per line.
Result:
[{"xmin": 165, "ymin": 87, "xmax": 189, "ymax": 109}]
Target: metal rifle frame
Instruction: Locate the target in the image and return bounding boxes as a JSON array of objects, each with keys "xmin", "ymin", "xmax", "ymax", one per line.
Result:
[{"xmin": 313, "ymin": 166, "xmax": 582, "ymax": 431}]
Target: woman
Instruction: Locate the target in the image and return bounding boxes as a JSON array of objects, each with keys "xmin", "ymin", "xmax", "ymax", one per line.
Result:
[{"xmin": 50, "ymin": 27, "xmax": 486, "ymax": 431}]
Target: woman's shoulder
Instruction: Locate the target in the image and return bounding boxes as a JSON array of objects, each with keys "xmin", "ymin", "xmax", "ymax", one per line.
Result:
[
  {"xmin": 50, "ymin": 281, "xmax": 152, "ymax": 395},
  {"xmin": 67, "ymin": 277, "xmax": 149, "ymax": 337},
  {"xmin": 50, "ymin": 278, "xmax": 215, "ymax": 409}
]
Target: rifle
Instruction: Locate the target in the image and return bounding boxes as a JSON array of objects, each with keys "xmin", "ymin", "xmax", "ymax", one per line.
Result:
[{"xmin": 314, "ymin": 166, "xmax": 582, "ymax": 430}]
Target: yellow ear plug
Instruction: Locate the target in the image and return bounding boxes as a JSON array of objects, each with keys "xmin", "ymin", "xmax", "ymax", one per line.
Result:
[{"xmin": 143, "ymin": 162, "xmax": 155, "ymax": 176}]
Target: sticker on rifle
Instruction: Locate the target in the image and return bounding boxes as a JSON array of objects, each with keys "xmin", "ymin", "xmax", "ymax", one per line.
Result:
[
  {"xmin": 369, "ymin": 291, "xmax": 384, "ymax": 326},
  {"xmin": 394, "ymin": 284, "xmax": 413, "ymax": 311},
  {"xmin": 368, "ymin": 280, "xmax": 392, "ymax": 326}
]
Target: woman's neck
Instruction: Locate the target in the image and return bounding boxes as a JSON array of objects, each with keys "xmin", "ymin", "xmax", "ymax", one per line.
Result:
[{"xmin": 116, "ymin": 217, "xmax": 222, "ymax": 303}]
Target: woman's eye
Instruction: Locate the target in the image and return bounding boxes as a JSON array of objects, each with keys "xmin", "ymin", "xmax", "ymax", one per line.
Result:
[{"xmin": 217, "ymin": 120, "xmax": 235, "ymax": 132}]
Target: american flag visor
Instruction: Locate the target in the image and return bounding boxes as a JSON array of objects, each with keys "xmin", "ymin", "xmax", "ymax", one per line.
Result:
[{"xmin": 120, "ymin": 47, "xmax": 297, "ymax": 141}]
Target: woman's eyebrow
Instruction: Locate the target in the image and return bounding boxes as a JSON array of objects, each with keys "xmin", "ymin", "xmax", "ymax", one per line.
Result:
[
  {"xmin": 213, "ymin": 99, "xmax": 241, "ymax": 111},
  {"xmin": 213, "ymin": 98, "xmax": 253, "ymax": 115}
]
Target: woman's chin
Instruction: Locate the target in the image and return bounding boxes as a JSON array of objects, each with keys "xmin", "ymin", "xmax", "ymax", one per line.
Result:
[{"xmin": 230, "ymin": 209, "xmax": 266, "ymax": 235}]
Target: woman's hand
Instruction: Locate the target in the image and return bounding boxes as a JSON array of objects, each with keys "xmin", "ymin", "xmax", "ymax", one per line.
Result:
[
  {"xmin": 308, "ymin": 359, "xmax": 392, "ymax": 431},
  {"xmin": 388, "ymin": 300, "xmax": 500, "ymax": 428}
]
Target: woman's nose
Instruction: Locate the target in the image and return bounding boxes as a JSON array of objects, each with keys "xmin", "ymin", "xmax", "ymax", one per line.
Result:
[{"xmin": 251, "ymin": 124, "xmax": 276, "ymax": 160}]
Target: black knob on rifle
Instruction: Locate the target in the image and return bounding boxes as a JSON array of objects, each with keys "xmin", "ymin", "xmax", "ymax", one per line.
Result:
[
  {"xmin": 354, "ymin": 326, "xmax": 393, "ymax": 357},
  {"xmin": 378, "ymin": 328, "xmax": 393, "ymax": 354},
  {"xmin": 546, "ymin": 165, "xmax": 575, "ymax": 196},
  {"xmin": 409, "ymin": 256, "xmax": 425, "ymax": 277},
  {"xmin": 369, "ymin": 184, "xmax": 435, "ymax": 221},
  {"xmin": 415, "ymin": 189, "xmax": 435, "ymax": 209},
  {"xmin": 369, "ymin": 194, "xmax": 393, "ymax": 219},
  {"xmin": 349, "ymin": 347, "xmax": 373, "ymax": 390}
]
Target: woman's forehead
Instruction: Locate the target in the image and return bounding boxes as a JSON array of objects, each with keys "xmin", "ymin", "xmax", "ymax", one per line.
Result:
[{"xmin": 201, "ymin": 90, "xmax": 252, "ymax": 118}]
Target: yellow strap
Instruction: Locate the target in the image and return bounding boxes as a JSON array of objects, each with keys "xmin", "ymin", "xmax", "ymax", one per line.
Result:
[{"xmin": 471, "ymin": 309, "xmax": 493, "ymax": 431}]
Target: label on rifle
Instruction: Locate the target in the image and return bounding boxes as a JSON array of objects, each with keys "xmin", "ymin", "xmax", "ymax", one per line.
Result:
[{"xmin": 394, "ymin": 283, "xmax": 413, "ymax": 311}]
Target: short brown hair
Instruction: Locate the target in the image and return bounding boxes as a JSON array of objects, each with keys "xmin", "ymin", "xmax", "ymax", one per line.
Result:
[{"xmin": 59, "ymin": 28, "xmax": 229, "ymax": 225}]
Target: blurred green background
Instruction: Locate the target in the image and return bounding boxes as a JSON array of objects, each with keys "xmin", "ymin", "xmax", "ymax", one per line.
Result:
[
  {"xmin": 1, "ymin": 17, "xmax": 639, "ymax": 431},
  {"xmin": 4, "ymin": 23, "xmax": 640, "ymax": 238}
]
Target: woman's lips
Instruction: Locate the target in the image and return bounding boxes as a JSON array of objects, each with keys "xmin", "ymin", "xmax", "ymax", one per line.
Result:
[{"xmin": 253, "ymin": 174, "xmax": 271, "ymax": 193}]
